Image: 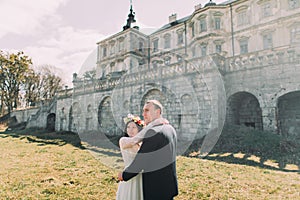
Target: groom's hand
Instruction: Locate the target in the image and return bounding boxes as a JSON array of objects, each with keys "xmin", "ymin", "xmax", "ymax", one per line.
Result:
[{"xmin": 117, "ymin": 172, "xmax": 124, "ymax": 181}]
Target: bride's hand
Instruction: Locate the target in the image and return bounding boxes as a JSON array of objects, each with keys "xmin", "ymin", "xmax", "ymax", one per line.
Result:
[
  {"xmin": 118, "ymin": 172, "xmax": 124, "ymax": 181},
  {"xmin": 153, "ymin": 118, "xmax": 169, "ymax": 126}
]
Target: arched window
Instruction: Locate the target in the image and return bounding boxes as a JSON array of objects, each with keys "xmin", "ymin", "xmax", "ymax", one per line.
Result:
[{"xmin": 164, "ymin": 34, "xmax": 171, "ymax": 49}]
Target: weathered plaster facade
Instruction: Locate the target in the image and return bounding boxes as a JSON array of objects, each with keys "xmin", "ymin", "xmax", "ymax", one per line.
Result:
[{"xmin": 24, "ymin": 0, "xmax": 300, "ymax": 140}]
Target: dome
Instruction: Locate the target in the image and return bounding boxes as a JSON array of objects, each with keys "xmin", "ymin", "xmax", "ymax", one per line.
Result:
[
  {"xmin": 78, "ymin": 48, "xmax": 97, "ymax": 76},
  {"xmin": 205, "ymin": 0, "xmax": 217, "ymax": 7}
]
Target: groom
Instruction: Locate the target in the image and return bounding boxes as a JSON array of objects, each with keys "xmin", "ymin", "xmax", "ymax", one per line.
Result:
[{"xmin": 118, "ymin": 100, "xmax": 178, "ymax": 200}]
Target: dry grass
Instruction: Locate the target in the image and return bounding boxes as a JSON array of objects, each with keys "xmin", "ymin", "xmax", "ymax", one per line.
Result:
[
  {"xmin": 177, "ymin": 157, "xmax": 300, "ymax": 199},
  {"xmin": 0, "ymin": 133, "xmax": 117, "ymax": 200},
  {"xmin": 0, "ymin": 127, "xmax": 299, "ymax": 200}
]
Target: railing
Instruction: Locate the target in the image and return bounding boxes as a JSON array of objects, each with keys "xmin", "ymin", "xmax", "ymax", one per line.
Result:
[
  {"xmin": 57, "ymin": 88, "xmax": 73, "ymax": 98},
  {"xmin": 71, "ymin": 61, "xmax": 205, "ymax": 95},
  {"xmin": 225, "ymin": 46, "xmax": 299, "ymax": 72},
  {"xmin": 67, "ymin": 46, "xmax": 300, "ymax": 96}
]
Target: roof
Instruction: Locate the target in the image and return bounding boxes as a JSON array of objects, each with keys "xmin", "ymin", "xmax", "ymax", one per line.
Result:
[
  {"xmin": 152, "ymin": 15, "xmax": 191, "ymax": 34},
  {"xmin": 218, "ymin": 0, "xmax": 238, "ymax": 5}
]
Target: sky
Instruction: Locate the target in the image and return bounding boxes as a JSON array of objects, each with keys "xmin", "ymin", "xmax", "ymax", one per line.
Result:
[{"xmin": 0, "ymin": 0, "xmax": 224, "ymax": 87}]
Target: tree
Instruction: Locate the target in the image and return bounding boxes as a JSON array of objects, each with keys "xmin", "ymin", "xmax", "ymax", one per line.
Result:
[
  {"xmin": 23, "ymin": 68, "xmax": 41, "ymax": 107},
  {"xmin": 0, "ymin": 51, "xmax": 32, "ymax": 113},
  {"xmin": 0, "ymin": 51, "xmax": 64, "ymax": 114},
  {"xmin": 83, "ymin": 69, "xmax": 96, "ymax": 80},
  {"xmin": 25, "ymin": 65, "xmax": 63, "ymax": 103}
]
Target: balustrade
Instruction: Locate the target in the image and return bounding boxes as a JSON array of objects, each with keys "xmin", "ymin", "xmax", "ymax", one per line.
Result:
[{"xmin": 226, "ymin": 47, "xmax": 299, "ymax": 72}]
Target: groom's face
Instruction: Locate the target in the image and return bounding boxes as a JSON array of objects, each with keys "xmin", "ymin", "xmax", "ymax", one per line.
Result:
[{"xmin": 142, "ymin": 102, "xmax": 160, "ymax": 125}]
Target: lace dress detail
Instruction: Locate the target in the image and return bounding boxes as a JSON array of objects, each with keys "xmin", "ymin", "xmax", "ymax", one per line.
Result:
[{"xmin": 116, "ymin": 140, "xmax": 143, "ymax": 200}]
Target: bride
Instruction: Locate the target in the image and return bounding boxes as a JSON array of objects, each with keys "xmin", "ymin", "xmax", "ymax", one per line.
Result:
[
  {"xmin": 116, "ymin": 114, "xmax": 144, "ymax": 200},
  {"xmin": 116, "ymin": 114, "xmax": 168, "ymax": 200}
]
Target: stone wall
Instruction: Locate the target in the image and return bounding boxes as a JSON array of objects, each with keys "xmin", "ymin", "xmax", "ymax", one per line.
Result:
[
  {"xmin": 51, "ymin": 45, "xmax": 300, "ymax": 141},
  {"xmin": 224, "ymin": 47, "xmax": 300, "ymax": 133},
  {"xmin": 13, "ymin": 0, "xmax": 300, "ymax": 141},
  {"xmin": 10, "ymin": 107, "xmax": 39, "ymax": 124}
]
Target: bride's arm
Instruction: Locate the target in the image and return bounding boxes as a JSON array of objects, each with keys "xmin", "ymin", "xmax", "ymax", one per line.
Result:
[
  {"xmin": 119, "ymin": 124, "xmax": 151, "ymax": 149},
  {"xmin": 119, "ymin": 117, "xmax": 168, "ymax": 149}
]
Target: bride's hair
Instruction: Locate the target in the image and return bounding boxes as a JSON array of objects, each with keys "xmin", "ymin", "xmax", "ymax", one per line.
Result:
[{"xmin": 123, "ymin": 120, "xmax": 143, "ymax": 137}]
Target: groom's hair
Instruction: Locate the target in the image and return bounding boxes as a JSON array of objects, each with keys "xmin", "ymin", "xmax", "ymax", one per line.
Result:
[{"xmin": 146, "ymin": 100, "xmax": 163, "ymax": 114}]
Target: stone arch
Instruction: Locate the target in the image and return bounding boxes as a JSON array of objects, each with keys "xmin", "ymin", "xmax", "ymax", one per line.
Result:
[
  {"xmin": 68, "ymin": 102, "xmax": 81, "ymax": 132},
  {"xmin": 227, "ymin": 88, "xmax": 265, "ymax": 108},
  {"xmin": 277, "ymin": 90, "xmax": 300, "ymax": 136},
  {"xmin": 139, "ymin": 88, "xmax": 181, "ymax": 130},
  {"xmin": 98, "ymin": 96, "xmax": 118, "ymax": 136},
  {"xmin": 87, "ymin": 104, "xmax": 92, "ymax": 113},
  {"xmin": 86, "ymin": 104, "xmax": 93, "ymax": 131},
  {"xmin": 46, "ymin": 113, "xmax": 56, "ymax": 131},
  {"xmin": 226, "ymin": 91, "xmax": 263, "ymax": 130},
  {"xmin": 181, "ymin": 94, "xmax": 193, "ymax": 112}
]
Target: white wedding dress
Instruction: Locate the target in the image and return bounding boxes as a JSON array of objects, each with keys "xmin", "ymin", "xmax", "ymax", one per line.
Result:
[{"xmin": 116, "ymin": 138, "xmax": 143, "ymax": 200}]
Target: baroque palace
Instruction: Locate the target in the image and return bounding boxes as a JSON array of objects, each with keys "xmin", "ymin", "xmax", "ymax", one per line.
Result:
[{"xmin": 13, "ymin": 0, "xmax": 300, "ymax": 142}]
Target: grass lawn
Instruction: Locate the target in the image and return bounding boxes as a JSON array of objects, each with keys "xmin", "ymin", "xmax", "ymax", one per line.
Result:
[{"xmin": 0, "ymin": 126, "xmax": 299, "ymax": 199}]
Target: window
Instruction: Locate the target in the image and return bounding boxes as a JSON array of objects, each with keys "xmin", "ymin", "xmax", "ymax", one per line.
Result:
[
  {"xmin": 261, "ymin": 2, "xmax": 272, "ymax": 18},
  {"xmin": 152, "ymin": 61, "xmax": 158, "ymax": 69},
  {"xmin": 139, "ymin": 41, "xmax": 144, "ymax": 52},
  {"xmin": 199, "ymin": 19, "xmax": 207, "ymax": 32},
  {"xmin": 164, "ymin": 34, "xmax": 171, "ymax": 49},
  {"xmin": 215, "ymin": 18, "xmax": 221, "ymax": 30},
  {"xmin": 289, "ymin": 0, "xmax": 300, "ymax": 9},
  {"xmin": 191, "ymin": 23, "xmax": 195, "ymax": 37},
  {"xmin": 177, "ymin": 32, "xmax": 184, "ymax": 45},
  {"xmin": 177, "ymin": 55, "xmax": 182, "ymax": 62},
  {"xmin": 263, "ymin": 33, "xmax": 273, "ymax": 49},
  {"xmin": 192, "ymin": 46, "xmax": 196, "ymax": 57},
  {"xmin": 237, "ymin": 10, "xmax": 249, "ymax": 26},
  {"xmin": 291, "ymin": 25, "xmax": 300, "ymax": 43},
  {"xmin": 139, "ymin": 59, "xmax": 145, "ymax": 66},
  {"xmin": 164, "ymin": 57, "xmax": 171, "ymax": 65},
  {"xmin": 101, "ymin": 65, "xmax": 106, "ymax": 77},
  {"xmin": 97, "ymin": 46, "xmax": 101, "ymax": 60},
  {"xmin": 119, "ymin": 40, "xmax": 124, "ymax": 52},
  {"xmin": 239, "ymin": 39, "xmax": 248, "ymax": 54},
  {"xmin": 216, "ymin": 44, "xmax": 222, "ymax": 53},
  {"xmin": 110, "ymin": 62, "xmax": 114, "ymax": 73},
  {"xmin": 153, "ymin": 39, "xmax": 159, "ymax": 52},
  {"xmin": 201, "ymin": 44, "xmax": 207, "ymax": 56},
  {"xmin": 130, "ymin": 60, "xmax": 134, "ymax": 70},
  {"xmin": 109, "ymin": 42, "xmax": 115, "ymax": 55},
  {"xmin": 103, "ymin": 46, "xmax": 107, "ymax": 57}
]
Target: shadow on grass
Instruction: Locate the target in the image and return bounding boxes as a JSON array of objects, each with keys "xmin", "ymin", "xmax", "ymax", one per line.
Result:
[
  {"xmin": 185, "ymin": 125, "xmax": 300, "ymax": 173},
  {"xmin": 0, "ymin": 128, "xmax": 124, "ymax": 161},
  {"xmin": 0, "ymin": 127, "xmax": 84, "ymax": 149}
]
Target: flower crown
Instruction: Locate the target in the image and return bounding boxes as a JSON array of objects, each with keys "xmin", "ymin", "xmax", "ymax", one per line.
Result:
[{"xmin": 123, "ymin": 114, "xmax": 145, "ymax": 128}]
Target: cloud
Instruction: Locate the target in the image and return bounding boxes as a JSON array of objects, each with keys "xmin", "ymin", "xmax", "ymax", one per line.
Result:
[
  {"xmin": 0, "ymin": 0, "xmax": 105, "ymax": 87},
  {"xmin": 2, "ymin": 0, "xmax": 229, "ymax": 88},
  {"xmin": 38, "ymin": 26, "xmax": 101, "ymax": 52},
  {"xmin": 22, "ymin": 26, "xmax": 104, "ymax": 86},
  {"xmin": 0, "ymin": 0, "xmax": 69, "ymax": 38}
]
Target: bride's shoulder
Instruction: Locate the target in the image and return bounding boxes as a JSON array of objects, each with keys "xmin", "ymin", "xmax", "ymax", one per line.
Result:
[
  {"xmin": 119, "ymin": 136, "xmax": 132, "ymax": 149},
  {"xmin": 119, "ymin": 136, "xmax": 126, "ymax": 145}
]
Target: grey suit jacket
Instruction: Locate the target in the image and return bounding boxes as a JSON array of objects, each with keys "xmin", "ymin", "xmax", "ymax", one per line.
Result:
[{"xmin": 123, "ymin": 124, "xmax": 178, "ymax": 200}]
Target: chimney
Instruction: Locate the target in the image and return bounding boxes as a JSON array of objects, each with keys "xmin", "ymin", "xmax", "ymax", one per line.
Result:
[
  {"xmin": 195, "ymin": 4, "xmax": 202, "ymax": 10},
  {"xmin": 169, "ymin": 14, "xmax": 177, "ymax": 24}
]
